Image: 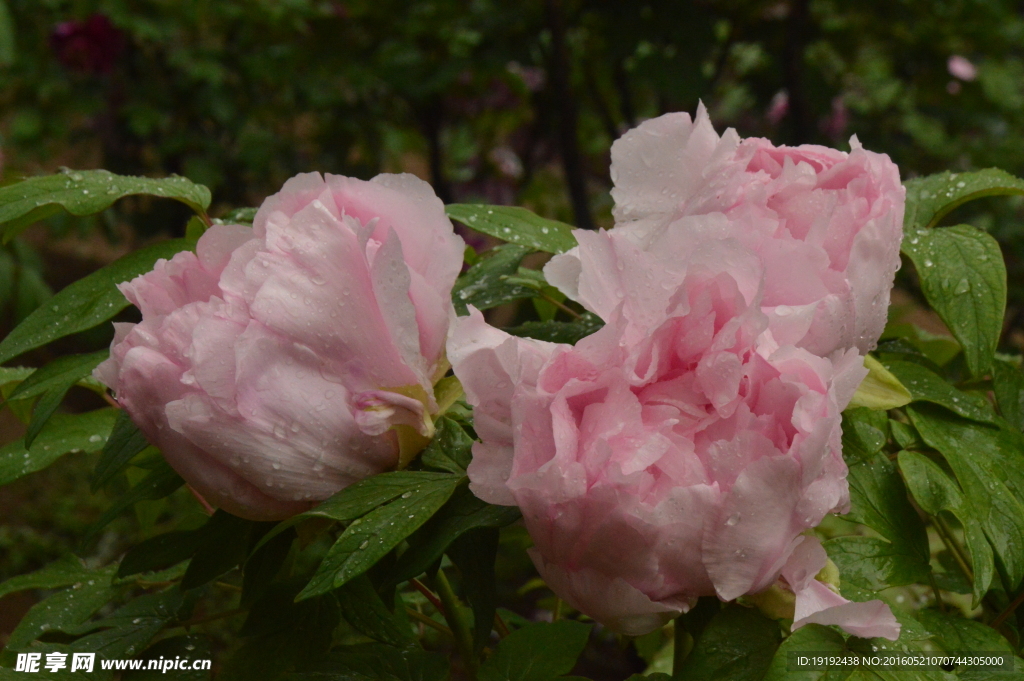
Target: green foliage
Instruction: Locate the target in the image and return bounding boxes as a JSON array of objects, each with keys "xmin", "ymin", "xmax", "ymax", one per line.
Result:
[
  {"xmin": 0, "ymin": 170, "xmax": 211, "ymax": 242},
  {"xmin": 91, "ymin": 411, "xmax": 150, "ymax": 492},
  {"xmin": 0, "ymin": 238, "xmax": 192, "ymax": 364},
  {"xmin": 0, "ymin": 408, "xmax": 117, "ymax": 486},
  {"xmin": 447, "ymin": 204, "xmax": 578, "ymax": 254},
  {"xmin": 903, "ymin": 170, "xmax": 1024, "ymax": 231},
  {"xmin": 477, "ymin": 620, "xmax": 592, "ymax": 681},
  {"xmin": 902, "ymin": 224, "xmax": 1006, "ymax": 377},
  {"xmin": 676, "ymin": 605, "xmax": 781, "ymax": 681},
  {"xmin": 7, "ymin": 350, "xmax": 107, "ymax": 446},
  {"xmin": 452, "ymin": 244, "xmax": 536, "ymax": 315}
]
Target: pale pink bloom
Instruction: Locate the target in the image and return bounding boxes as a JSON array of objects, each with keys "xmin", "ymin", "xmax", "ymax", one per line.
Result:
[
  {"xmin": 548, "ymin": 104, "xmax": 904, "ymax": 361},
  {"xmin": 766, "ymin": 90, "xmax": 789, "ymax": 126},
  {"xmin": 449, "ymin": 227, "xmax": 897, "ymax": 637},
  {"xmin": 948, "ymin": 55, "xmax": 978, "ymax": 82},
  {"xmin": 96, "ymin": 172, "xmax": 464, "ymax": 520}
]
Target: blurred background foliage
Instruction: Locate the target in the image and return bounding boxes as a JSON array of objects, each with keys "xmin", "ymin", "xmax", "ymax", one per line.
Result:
[{"xmin": 3, "ymin": 0, "xmax": 1024, "ymax": 675}]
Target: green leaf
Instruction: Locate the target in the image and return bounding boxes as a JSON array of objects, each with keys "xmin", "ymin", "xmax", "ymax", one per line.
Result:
[
  {"xmin": 181, "ymin": 511, "xmax": 269, "ymax": 590},
  {"xmin": 882, "ymin": 360, "xmax": 998, "ymax": 424},
  {"xmin": 446, "ymin": 204, "xmax": 577, "ymax": 254},
  {"xmin": 308, "ymin": 471, "xmax": 463, "ymax": 524},
  {"xmin": 0, "ymin": 170, "xmax": 211, "ymax": 242},
  {"xmin": 224, "ymin": 585, "xmax": 339, "ymax": 681},
  {"xmin": 124, "ymin": 635, "xmax": 212, "ymax": 680},
  {"xmin": 241, "ymin": 528, "xmax": 296, "ymax": 607},
  {"xmin": 908, "ymin": 405, "xmax": 1024, "ymax": 588},
  {"xmin": 7, "ymin": 351, "xmax": 108, "ymax": 447},
  {"xmin": 848, "ymin": 355, "xmax": 912, "ymax": 410},
  {"xmin": 915, "ymin": 609, "xmax": 1013, "ymax": 654},
  {"xmin": 0, "ymin": 238, "xmax": 193, "ymax": 364},
  {"xmin": 117, "ymin": 530, "xmax": 202, "ymax": 578},
  {"xmin": 284, "ymin": 643, "xmax": 450, "ymax": 681},
  {"xmin": 298, "ymin": 474, "xmax": 463, "ymax": 599},
  {"xmin": 904, "ymin": 169, "xmax": 1024, "ymax": 231},
  {"xmin": 388, "ymin": 485, "xmax": 520, "ymax": 587},
  {"xmin": 6, "ymin": 578, "xmax": 119, "ymax": 649},
  {"xmin": 420, "ymin": 416, "xmax": 474, "ymax": 475},
  {"xmin": 477, "ymin": 620, "xmax": 592, "ymax": 681},
  {"xmin": 764, "ymin": 624, "xmax": 847, "ymax": 681},
  {"xmin": 676, "ymin": 604, "xmax": 781, "ymax": 681},
  {"xmin": 69, "ymin": 588, "xmax": 187, "ymax": 659},
  {"xmin": 993, "ymin": 360, "xmax": 1024, "ymax": 432},
  {"xmin": 452, "ymin": 244, "xmax": 535, "ymax": 315},
  {"xmin": 825, "ymin": 536, "xmax": 930, "ymax": 591},
  {"xmin": 898, "ymin": 450, "xmax": 994, "ymax": 605},
  {"xmin": 901, "ymin": 225, "xmax": 1006, "ymax": 377},
  {"xmin": 844, "ymin": 453, "xmax": 930, "ymax": 563},
  {"xmin": 447, "ymin": 527, "xmax": 501, "ymax": 654},
  {"xmin": 335, "ymin": 575, "xmax": 415, "ymax": 647},
  {"xmin": 0, "ymin": 555, "xmax": 111, "ymax": 601},
  {"xmin": 86, "ymin": 460, "xmax": 185, "ymax": 542},
  {"xmin": 841, "ymin": 408, "xmax": 889, "ymax": 463},
  {"xmin": 0, "ymin": 408, "xmax": 118, "ymax": 486},
  {"xmin": 220, "ymin": 207, "xmax": 258, "ymax": 225},
  {"xmin": 91, "ymin": 411, "xmax": 151, "ymax": 492},
  {"xmin": 505, "ymin": 313, "xmax": 605, "ymax": 345}
]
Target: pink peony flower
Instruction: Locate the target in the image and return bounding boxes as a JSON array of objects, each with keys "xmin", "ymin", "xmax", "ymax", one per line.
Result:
[
  {"xmin": 449, "ymin": 226, "xmax": 898, "ymax": 638},
  {"xmin": 548, "ymin": 104, "xmax": 904, "ymax": 361},
  {"xmin": 95, "ymin": 172, "xmax": 464, "ymax": 520}
]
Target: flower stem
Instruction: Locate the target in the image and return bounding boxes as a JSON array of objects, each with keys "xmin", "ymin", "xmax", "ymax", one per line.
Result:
[
  {"xmin": 405, "ymin": 607, "xmax": 454, "ymax": 638},
  {"xmin": 433, "ymin": 569, "xmax": 478, "ymax": 680}
]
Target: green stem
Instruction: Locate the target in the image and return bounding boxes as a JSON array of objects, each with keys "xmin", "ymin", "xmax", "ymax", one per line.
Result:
[
  {"xmin": 672, "ymin": 617, "xmax": 692, "ymax": 680},
  {"xmin": 434, "ymin": 569, "xmax": 478, "ymax": 679},
  {"xmin": 405, "ymin": 607, "xmax": 454, "ymax": 638},
  {"xmin": 934, "ymin": 515, "xmax": 973, "ymax": 583}
]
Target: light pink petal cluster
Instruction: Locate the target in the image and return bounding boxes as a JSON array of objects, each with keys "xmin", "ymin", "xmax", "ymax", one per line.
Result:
[
  {"xmin": 96, "ymin": 172, "xmax": 464, "ymax": 520},
  {"xmin": 449, "ymin": 108, "xmax": 904, "ymax": 639},
  {"xmin": 547, "ymin": 103, "xmax": 904, "ymax": 360}
]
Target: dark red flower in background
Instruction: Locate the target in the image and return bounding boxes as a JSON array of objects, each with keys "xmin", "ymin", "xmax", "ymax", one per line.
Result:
[{"xmin": 50, "ymin": 14, "xmax": 124, "ymax": 74}]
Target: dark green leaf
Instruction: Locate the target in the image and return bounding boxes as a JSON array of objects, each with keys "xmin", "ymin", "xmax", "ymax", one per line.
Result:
[
  {"xmin": 882, "ymin": 360, "xmax": 998, "ymax": 424},
  {"xmin": 92, "ymin": 411, "xmax": 151, "ymax": 492},
  {"xmin": 225, "ymin": 586, "xmax": 339, "ymax": 681},
  {"xmin": 388, "ymin": 484, "xmax": 520, "ymax": 586},
  {"xmin": 899, "ymin": 450, "xmax": 994, "ymax": 605},
  {"xmin": 845, "ymin": 453, "xmax": 930, "ymax": 562},
  {"xmin": 915, "ymin": 609, "xmax": 1014, "ymax": 654},
  {"xmin": 242, "ymin": 527, "xmax": 296, "ymax": 607},
  {"xmin": 446, "ymin": 204, "xmax": 577, "ymax": 254},
  {"xmin": 0, "ymin": 408, "xmax": 118, "ymax": 486},
  {"xmin": 901, "ymin": 225, "xmax": 1006, "ymax": 377},
  {"xmin": 763, "ymin": 624, "xmax": 846, "ymax": 681},
  {"xmin": 625, "ymin": 676, "xmax": 673, "ymax": 681},
  {"xmin": 0, "ymin": 556, "xmax": 113, "ymax": 601},
  {"xmin": 676, "ymin": 604, "xmax": 781, "ymax": 681},
  {"xmin": 6, "ymin": 578, "xmax": 119, "ymax": 649},
  {"xmin": 285, "ymin": 643, "xmax": 450, "ymax": 681},
  {"xmin": 903, "ymin": 169, "xmax": 1024, "ymax": 231},
  {"xmin": 505, "ymin": 313, "xmax": 605, "ymax": 344},
  {"xmin": 825, "ymin": 536, "xmax": 930, "ymax": 591},
  {"xmin": 86, "ymin": 460, "xmax": 185, "ymax": 542},
  {"xmin": 182, "ymin": 511, "xmax": 269, "ymax": 590},
  {"xmin": 7, "ymin": 351, "xmax": 108, "ymax": 447},
  {"xmin": 908, "ymin": 405, "xmax": 1024, "ymax": 587},
  {"xmin": 452, "ymin": 244, "xmax": 534, "ymax": 315},
  {"xmin": 335, "ymin": 575, "xmax": 415, "ymax": 647},
  {"xmin": 0, "ymin": 0, "xmax": 14, "ymax": 66},
  {"xmin": 993, "ymin": 360, "xmax": 1024, "ymax": 432},
  {"xmin": 477, "ymin": 620, "xmax": 592, "ymax": 681},
  {"xmin": 842, "ymin": 408, "xmax": 889, "ymax": 464},
  {"xmin": 308, "ymin": 471, "xmax": 462, "ymax": 524},
  {"xmin": 220, "ymin": 207, "xmax": 258, "ymax": 224},
  {"xmin": 0, "ymin": 170, "xmax": 211, "ymax": 242},
  {"xmin": 69, "ymin": 589, "xmax": 186, "ymax": 659},
  {"xmin": 124, "ymin": 635, "xmax": 212, "ymax": 680},
  {"xmin": 420, "ymin": 416, "xmax": 474, "ymax": 475},
  {"xmin": 298, "ymin": 474, "xmax": 463, "ymax": 599},
  {"xmin": 117, "ymin": 530, "xmax": 203, "ymax": 578},
  {"xmin": 448, "ymin": 528, "xmax": 501, "ymax": 654},
  {"xmin": 0, "ymin": 238, "xmax": 193, "ymax": 364}
]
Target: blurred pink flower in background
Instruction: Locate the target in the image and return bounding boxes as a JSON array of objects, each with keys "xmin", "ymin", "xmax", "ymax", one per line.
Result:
[
  {"xmin": 948, "ymin": 55, "xmax": 978, "ymax": 81},
  {"xmin": 51, "ymin": 14, "xmax": 124, "ymax": 75},
  {"xmin": 96, "ymin": 172, "xmax": 464, "ymax": 520}
]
